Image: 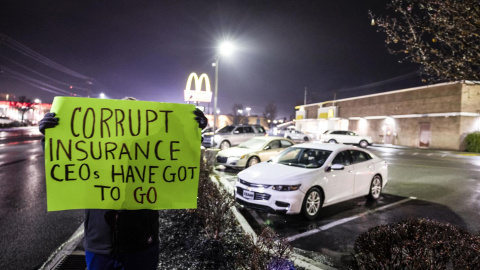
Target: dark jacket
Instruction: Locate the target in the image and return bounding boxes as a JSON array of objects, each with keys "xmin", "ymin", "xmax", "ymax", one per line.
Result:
[{"xmin": 84, "ymin": 209, "xmax": 159, "ymax": 254}]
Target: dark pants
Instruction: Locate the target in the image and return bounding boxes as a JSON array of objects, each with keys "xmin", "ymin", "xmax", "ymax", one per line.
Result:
[{"xmin": 85, "ymin": 245, "xmax": 159, "ymax": 270}]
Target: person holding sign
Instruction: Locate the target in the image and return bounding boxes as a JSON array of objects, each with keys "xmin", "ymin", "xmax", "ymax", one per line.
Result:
[{"xmin": 39, "ymin": 99, "xmax": 208, "ymax": 270}]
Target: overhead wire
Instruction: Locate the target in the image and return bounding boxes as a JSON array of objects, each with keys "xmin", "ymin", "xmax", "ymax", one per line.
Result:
[
  {"xmin": 1, "ymin": 65, "xmax": 80, "ymax": 96},
  {"xmin": 0, "ymin": 54, "xmax": 90, "ymax": 91},
  {"xmin": 0, "ymin": 33, "xmax": 103, "ymax": 96},
  {"xmin": 0, "ymin": 34, "xmax": 91, "ymax": 81},
  {"xmin": 335, "ymin": 71, "xmax": 419, "ymax": 93}
]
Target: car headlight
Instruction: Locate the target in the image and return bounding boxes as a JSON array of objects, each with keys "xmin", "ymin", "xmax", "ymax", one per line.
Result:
[
  {"xmin": 272, "ymin": 184, "xmax": 301, "ymax": 191},
  {"xmin": 231, "ymin": 155, "xmax": 247, "ymax": 159}
]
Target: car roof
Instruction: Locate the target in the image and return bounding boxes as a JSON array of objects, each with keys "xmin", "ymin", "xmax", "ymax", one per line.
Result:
[
  {"xmin": 291, "ymin": 142, "xmax": 357, "ymax": 151},
  {"xmin": 247, "ymin": 136, "xmax": 291, "ymax": 142}
]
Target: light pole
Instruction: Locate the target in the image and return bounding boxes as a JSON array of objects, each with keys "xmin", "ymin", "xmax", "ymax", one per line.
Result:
[
  {"xmin": 213, "ymin": 58, "xmax": 219, "ymax": 136},
  {"xmin": 212, "ymin": 41, "xmax": 234, "ymax": 137}
]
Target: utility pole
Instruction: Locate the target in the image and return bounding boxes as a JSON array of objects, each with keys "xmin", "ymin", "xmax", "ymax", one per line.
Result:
[
  {"xmin": 304, "ymin": 87, "xmax": 307, "ymax": 105},
  {"xmin": 86, "ymin": 79, "xmax": 93, "ymax": 98}
]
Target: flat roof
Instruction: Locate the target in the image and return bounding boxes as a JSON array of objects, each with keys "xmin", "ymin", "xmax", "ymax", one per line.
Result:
[{"xmin": 298, "ymin": 81, "xmax": 462, "ymax": 109}]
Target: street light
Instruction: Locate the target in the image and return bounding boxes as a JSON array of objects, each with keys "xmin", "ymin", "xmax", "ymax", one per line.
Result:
[
  {"xmin": 246, "ymin": 107, "xmax": 251, "ymax": 116},
  {"xmin": 213, "ymin": 41, "xmax": 235, "ymax": 138}
]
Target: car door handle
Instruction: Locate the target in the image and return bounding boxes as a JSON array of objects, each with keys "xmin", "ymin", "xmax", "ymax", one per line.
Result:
[
  {"xmin": 368, "ymin": 166, "xmax": 373, "ymax": 169},
  {"xmin": 349, "ymin": 170, "xmax": 354, "ymax": 173}
]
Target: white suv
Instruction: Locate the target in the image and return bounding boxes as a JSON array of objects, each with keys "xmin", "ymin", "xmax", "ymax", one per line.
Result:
[
  {"xmin": 284, "ymin": 130, "xmax": 313, "ymax": 142},
  {"xmin": 202, "ymin": 124, "xmax": 266, "ymax": 150},
  {"xmin": 321, "ymin": 130, "xmax": 372, "ymax": 148}
]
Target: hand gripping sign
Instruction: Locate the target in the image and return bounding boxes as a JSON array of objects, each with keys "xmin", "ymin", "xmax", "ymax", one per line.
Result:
[
  {"xmin": 44, "ymin": 97, "xmax": 201, "ymax": 211},
  {"xmin": 184, "ymin": 73, "xmax": 213, "ymax": 103}
]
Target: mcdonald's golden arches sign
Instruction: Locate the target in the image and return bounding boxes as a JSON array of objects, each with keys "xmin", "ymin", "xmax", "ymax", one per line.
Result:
[{"xmin": 184, "ymin": 73, "xmax": 212, "ymax": 103}]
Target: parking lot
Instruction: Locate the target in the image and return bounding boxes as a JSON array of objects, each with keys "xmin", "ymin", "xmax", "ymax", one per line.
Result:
[{"xmin": 213, "ymin": 145, "xmax": 480, "ymax": 269}]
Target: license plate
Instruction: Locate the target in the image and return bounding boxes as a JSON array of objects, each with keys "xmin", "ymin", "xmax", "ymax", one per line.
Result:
[{"xmin": 243, "ymin": 190, "xmax": 254, "ymax": 200}]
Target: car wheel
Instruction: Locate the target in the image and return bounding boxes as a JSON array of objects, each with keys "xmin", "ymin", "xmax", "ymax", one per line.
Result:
[
  {"xmin": 302, "ymin": 187, "xmax": 323, "ymax": 220},
  {"xmin": 368, "ymin": 175, "xmax": 382, "ymax": 200},
  {"xmin": 359, "ymin": 140, "xmax": 368, "ymax": 148},
  {"xmin": 246, "ymin": 156, "xmax": 260, "ymax": 168},
  {"xmin": 328, "ymin": 139, "xmax": 337, "ymax": 144},
  {"xmin": 219, "ymin": 140, "xmax": 231, "ymax": 150},
  {"xmin": 304, "ymin": 136, "xmax": 309, "ymax": 141}
]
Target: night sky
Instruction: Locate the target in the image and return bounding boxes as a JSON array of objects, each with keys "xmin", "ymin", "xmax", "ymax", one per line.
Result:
[{"xmin": 1, "ymin": 0, "xmax": 424, "ymax": 118}]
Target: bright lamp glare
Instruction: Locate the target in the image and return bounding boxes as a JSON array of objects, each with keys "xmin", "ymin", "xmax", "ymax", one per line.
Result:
[{"xmin": 219, "ymin": 42, "xmax": 234, "ymax": 56}]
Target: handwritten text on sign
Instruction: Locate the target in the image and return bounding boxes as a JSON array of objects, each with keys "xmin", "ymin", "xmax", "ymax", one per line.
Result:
[{"xmin": 45, "ymin": 97, "xmax": 201, "ymax": 211}]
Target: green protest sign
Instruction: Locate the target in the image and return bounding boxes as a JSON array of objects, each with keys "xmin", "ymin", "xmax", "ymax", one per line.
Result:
[{"xmin": 44, "ymin": 97, "xmax": 201, "ymax": 211}]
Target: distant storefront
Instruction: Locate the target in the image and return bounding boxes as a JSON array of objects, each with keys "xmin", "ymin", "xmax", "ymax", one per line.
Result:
[
  {"xmin": 294, "ymin": 82, "xmax": 480, "ymax": 150},
  {"xmin": 0, "ymin": 101, "xmax": 52, "ymax": 125}
]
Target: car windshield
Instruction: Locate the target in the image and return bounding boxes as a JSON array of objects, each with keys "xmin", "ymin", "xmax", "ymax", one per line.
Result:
[
  {"xmin": 217, "ymin": 126, "xmax": 235, "ymax": 133},
  {"xmin": 238, "ymin": 138, "xmax": 266, "ymax": 149},
  {"xmin": 271, "ymin": 147, "xmax": 332, "ymax": 168}
]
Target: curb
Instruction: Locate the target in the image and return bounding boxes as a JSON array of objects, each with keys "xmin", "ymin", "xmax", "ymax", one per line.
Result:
[{"xmin": 39, "ymin": 223, "xmax": 84, "ymax": 270}]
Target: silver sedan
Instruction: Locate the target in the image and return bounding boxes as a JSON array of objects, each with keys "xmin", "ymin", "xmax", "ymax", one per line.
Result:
[{"xmin": 215, "ymin": 137, "xmax": 295, "ymax": 169}]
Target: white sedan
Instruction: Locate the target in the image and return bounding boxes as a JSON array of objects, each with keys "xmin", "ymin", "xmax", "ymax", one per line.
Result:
[{"xmin": 235, "ymin": 143, "xmax": 388, "ymax": 220}]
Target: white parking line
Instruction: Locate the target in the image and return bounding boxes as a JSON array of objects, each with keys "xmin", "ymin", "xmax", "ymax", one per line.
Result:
[{"xmin": 286, "ymin": 197, "xmax": 414, "ymax": 242}]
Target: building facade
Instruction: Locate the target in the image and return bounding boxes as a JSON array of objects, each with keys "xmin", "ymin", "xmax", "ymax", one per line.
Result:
[
  {"xmin": 294, "ymin": 82, "xmax": 480, "ymax": 150},
  {"xmin": 0, "ymin": 101, "xmax": 52, "ymax": 126}
]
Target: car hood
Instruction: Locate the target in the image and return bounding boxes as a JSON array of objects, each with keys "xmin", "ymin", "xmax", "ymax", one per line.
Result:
[
  {"xmin": 218, "ymin": 147, "xmax": 254, "ymax": 157},
  {"xmin": 237, "ymin": 162, "xmax": 314, "ymax": 184}
]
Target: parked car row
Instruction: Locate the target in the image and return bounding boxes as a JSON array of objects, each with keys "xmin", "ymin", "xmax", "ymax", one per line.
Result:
[
  {"xmin": 202, "ymin": 125, "xmax": 387, "ymax": 221},
  {"xmin": 202, "ymin": 125, "xmax": 372, "ymax": 150}
]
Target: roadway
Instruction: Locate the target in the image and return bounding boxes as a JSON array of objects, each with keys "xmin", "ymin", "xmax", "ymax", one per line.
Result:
[{"xmin": 0, "ymin": 127, "xmax": 84, "ymax": 270}]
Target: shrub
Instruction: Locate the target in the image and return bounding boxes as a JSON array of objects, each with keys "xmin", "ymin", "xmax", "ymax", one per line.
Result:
[
  {"xmin": 184, "ymin": 165, "xmax": 296, "ymax": 269},
  {"xmin": 352, "ymin": 218, "xmax": 480, "ymax": 269},
  {"xmin": 235, "ymin": 227, "xmax": 294, "ymax": 270},
  {"xmin": 465, "ymin": 131, "xmax": 480, "ymax": 153},
  {"xmin": 196, "ymin": 166, "xmax": 235, "ymax": 240}
]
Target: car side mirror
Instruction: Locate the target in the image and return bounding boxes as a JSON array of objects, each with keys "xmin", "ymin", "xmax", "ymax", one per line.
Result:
[
  {"xmin": 233, "ymin": 130, "xmax": 240, "ymax": 134},
  {"xmin": 331, "ymin": 164, "xmax": 344, "ymax": 170},
  {"xmin": 264, "ymin": 146, "xmax": 271, "ymax": 150}
]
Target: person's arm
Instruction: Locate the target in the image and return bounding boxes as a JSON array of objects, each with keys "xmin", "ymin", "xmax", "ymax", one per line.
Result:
[{"xmin": 39, "ymin": 112, "xmax": 59, "ymax": 150}]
